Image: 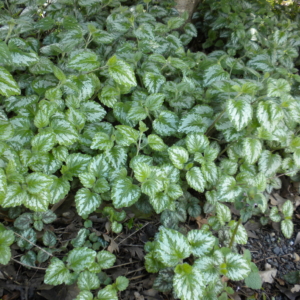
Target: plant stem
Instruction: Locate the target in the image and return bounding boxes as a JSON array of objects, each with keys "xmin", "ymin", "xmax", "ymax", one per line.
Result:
[
  {"xmin": 206, "ymin": 108, "xmax": 226, "ymax": 136},
  {"xmin": 229, "ymin": 218, "xmax": 241, "ymax": 249}
]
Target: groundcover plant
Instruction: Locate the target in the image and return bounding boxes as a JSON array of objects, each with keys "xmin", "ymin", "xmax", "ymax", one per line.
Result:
[{"xmin": 0, "ymin": 0, "xmax": 300, "ymax": 299}]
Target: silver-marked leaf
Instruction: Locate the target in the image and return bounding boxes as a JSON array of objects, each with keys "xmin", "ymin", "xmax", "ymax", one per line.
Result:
[
  {"xmin": 77, "ymin": 271, "xmax": 100, "ymax": 291},
  {"xmin": 10, "ymin": 49, "xmax": 38, "ymax": 67},
  {"xmin": 97, "ymin": 285, "xmax": 118, "ymax": 300},
  {"xmin": 194, "ymin": 256, "xmax": 219, "ymax": 283},
  {"xmin": 153, "ymin": 111, "xmax": 179, "ymax": 137},
  {"xmin": 50, "ymin": 118, "xmax": 78, "ymax": 146},
  {"xmin": 145, "ymin": 93, "xmax": 165, "ymax": 111},
  {"xmin": 282, "ymin": 200, "xmax": 293, "ymax": 218},
  {"xmin": 258, "ymin": 150, "xmax": 281, "ymax": 177},
  {"xmin": 31, "ymin": 131, "xmax": 56, "ymax": 153},
  {"xmin": 225, "ymin": 253, "xmax": 251, "ymax": 280},
  {"xmin": 26, "ymin": 172, "xmax": 53, "ymax": 195},
  {"xmin": 143, "ymin": 72, "xmax": 166, "ymax": 93},
  {"xmin": 107, "ymin": 56, "xmax": 136, "ymax": 87},
  {"xmin": 0, "ymin": 120, "xmax": 14, "ymax": 141},
  {"xmin": 75, "ymin": 291, "xmax": 93, "ymax": 300},
  {"xmin": 173, "ymin": 264, "xmax": 206, "ymax": 300},
  {"xmin": 105, "ymin": 147, "xmax": 127, "ymax": 169},
  {"xmin": 67, "ymin": 247, "xmax": 96, "ymax": 272},
  {"xmin": 187, "ymin": 230, "xmax": 215, "ymax": 257},
  {"xmin": 68, "ymin": 51, "xmax": 100, "ymax": 72},
  {"xmin": 149, "ymin": 192, "xmax": 174, "ymax": 214},
  {"xmin": 65, "ymin": 108, "xmax": 86, "ymax": 131},
  {"xmin": 257, "ymin": 101, "xmax": 283, "ymax": 131},
  {"xmin": 111, "ymin": 177, "xmax": 141, "ymax": 208},
  {"xmin": 247, "ymin": 54, "xmax": 273, "ymax": 72},
  {"xmin": 186, "ymin": 167, "xmax": 205, "ymax": 193},
  {"xmin": 0, "ymin": 67, "xmax": 21, "ymax": 97},
  {"xmin": 267, "ymin": 78, "xmax": 290, "ymax": 97},
  {"xmin": 75, "ymin": 188, "xmax": 101, "ymax": 217},
  {"xmin": 243, "ymin": 138, "xmax": 262, "ymax": 164},
  {"xmin": 79, "ymin": 173, "xmax": 96, "ymax": 189},
  {"xmin": 116, "ymin": 125, "xmax": 139, "ymax": 145},
  {"xmin": 178, "ymin": 113, "xmax": 209, "ymax": 134},
  {"xmin": 81, "ymin": 101, "xmax": 106, "ymax": 123},
  {"xmin": 62, "ymin": 153, "xmax": 91, "ymax": 179},
  {"xmin": 44, "ymin": 257, "xmax": 71, "ymax": 285},
  {"xmin": 216, "ymin": 203, "xmax": 231, "ymax": 226},
  {"xmin": 50, "ymin": 176, "xmax": 70, "ymax": 204},
  {"xmin": 186, "ymin": 133, "xmax": 209, "ymax": 154},
  {"xmin": 147, "ymin": 134, "xmax": 167, "ymax": 151},
  {"xmin": 201, "ymin": 161, "xmax": 218, "ymax": 184},
  {"xmin": 281, "ymin": 219, "xmax": 293, "ymax": 238},
  {"xmin": 217, "ymin": 176, "xmax": 241, "ymax": 202},
  {"xmin": 91, "ymin": 132, "xmax": 113, "ymax": 151},
  {"xmin": 97, "ymin": 250, "xmax": 116, "ymax": 269},
  {"xmin": 203, "ymin": 64, "xmax": 229, "ymax": 87},
  {"xmin": 25, "ymin": 191, "xmax": 51, "ymax": 212},
  {"xmin": 227, "ymin": 99, "xmax": 252, "ymax": 131},
  {"xmin": 229, "ymin": 222, "xmax": 248, "ymax": 244},
  {"xmin": 168, "ymin": 146, "xmax": 189, "ymax": 169},
  {"xmin": 269, "ymin": 206, "xmax": 281, "ymax": 222},
  {"xmin": 154, "ymin": 227, "xmax": 191, "ymax": 267},
  {"xmin": 2, "ymin": 184, "xmax": 27, "ymax": 208}
]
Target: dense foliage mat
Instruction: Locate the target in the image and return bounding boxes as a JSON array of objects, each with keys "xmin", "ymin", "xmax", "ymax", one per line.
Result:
[{"xmin": 0, "ymin": 0, "xmax": 300, "ymax": 299}]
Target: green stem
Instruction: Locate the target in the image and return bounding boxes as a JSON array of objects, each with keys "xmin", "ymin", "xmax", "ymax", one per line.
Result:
[
  {"xmin": 206, "ymin": 108, "xmax": 226, "ymax": 136},
  {"xmin": 5, "ymin": 24, "xmax": 14, "ymax": 43},
  {"xmin": 229, "ymin": 218, "xmax": 241, "ymax": 249}
]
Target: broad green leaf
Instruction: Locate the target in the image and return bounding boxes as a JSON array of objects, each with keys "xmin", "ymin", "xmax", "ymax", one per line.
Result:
[
  {"xmin": 0, "ymin": 67, "xmax": 21, "ymax": 97},
  {"xmin": 227, "ymin": 99, "xmax": 252, "ymax": 131},
  {"xmin": 245, "ymin": 272, "xmax": 262, "ymax": 289},
  {"xmin": 203, "ymin": 64, "xmax": 229, "ymax": 87},
  {"xmin": 281, "ymin": 219, "xmax": 293, "ymax": 238},
  {"xmin": 62, "ymin": 153, "xmax": 91, "ymax": 179},
  {"xmin": 178, "ymin": 113, "xmax": 209, "ymax": 134},
  {"xmin": 105, "ymin": 147, "xmax": 127, "ymax": 169},
  {"xmin": 50, "ymin": 176, "xmax": 70, "ymax": 204},
  {"xmin": 216, "ymin": 203, "xmax": 231, "ymax": 226},
  {"xmin": 134, "ymin": 163, "xmax": 152, "ymax": 182},
  {"xmin": 26, "ymin": 172, "xmax": 53, "ymax": 194},
  {"xmin": 115, "ymin": 276, "xmax": 129, "ymax": 292},
  {"xmin": 107, "ymin": 56, "xmax": 136, "ymax": 87},
  {"xmin": 194, "ymin": 256, "xmax": 219, "ymax": 283},
  {"xmin": 16, "ymin": 228, "xmax": 37, "ymax": 250},
  {"xmin": 99, "ymin": 85, "xmax": 119, "ymax": 108},
  {"xmin": 0, "ymin": 120, "xmax": 14, "ymax": 141},
  {"xmin": 14, "ymin": 213, "xmax": 33, "ymax": 230},
  {"xmin": 0, "ymin": 42, "xmax": 12, "ymax": 65},
  {"xmin": 186, "ymin": 133, "xmax": 209, "ymax": 154},
  {"xmin": 43, "ymin": 231, "xmax": 57, "ymax": 247},
  {"xmin": 168, "ymin": 146, "xmax": 189, "ymax": 169},
  {"xmin": 0, "ymin": 229, "xmax": 14, "ymax": 265},
  {"xmin": 32, "ymin": 131, "xmax": 56, "ymax": 153},
  {"xmin": 50, "ymin": 118, "xmax": 78, "ymax": 146},
  {"xmin": 154, "ymin": 227, "xmax": 191, "ymax": 267},
  {"xmin": 147, "ymin": 134, "xmax": 167, "ymax": 151},
  {"xmin": 269, "ymin": 206, "xmax": 281, "ymax": 222},
  {"xmin": 142, "ymin": 175, "xmax": 164, "ymax": 197},
  {"xmin": 97, "ymin": 285, "xmax": 118, "ymax": 300},
  {"xmin": 229, "ymin": 222, "xmax": 248, "ymax": 244},
  {"xmin": 247, "ymin": 54, "xmax": 273, "ymax": 72},
  {"xmin": 88, "ymin": 154, "xmax": 110, "ymax": 178},
  {"xmin": 149, "ymin": 192, "xmax": 174, "ymax": 214},
  {"xmin": 243, "ymin": 138, "xmax": 262, "ymax": 164},
  {"xmin": 257, "ymin": 101, "xmax": 283, "ymax": 131},
  {"xmin": 258, "ymin": 150, "xmax": 281, "ymax": 177},
  {"xmin": 5, "ymin": 95, "xmax": 38, "ymax": 112},
  {"xmin": 75, "ymin": 188, "xmax": 102, "ymax": 216},
  {"xmin": 66, "ymin": 108, "xmax": 86, "ymax": 131},
  {"xmin": 68, "ymin": 51, "xmax": 100, "ymax": 72},
  {"xmin": 153, "ymin": 268, "xmax": 174, "ymax": 292},
  {"xmin": 79, "ymin": 173, "xmax": 96, "ymax": 189},
  {"xmin": 1, "ymin": 184, "xmax": 27, "ymax": 208},
  {"xmin": 201, "ymin": 161, "xmax": 218, "ymax": 184},
  {"xmin": 282, "ymin": 200, "xmax": 293, "ymax": 218},
  {"xmin": 44, "ymin": 257, "xmax": 71, "ymax": 285},
  {"xmin": 81, "ymin": 101, "xmax": 106, "ymax": 123},
  {"xmin": 67, "ymin": 247, "xmax": 96, "ymax": 272},
  {"xmin": 225, "ymin": 253, "xmax": 251, "ymax": 280},
  {"xmin": 116, "ymin": 125, "xmax": 139, "ymax": 145},
  {"xmin": 145, "ymin": 251, "xmax": 165, "ymax": 273},
  {"xmin": 217, "ymin": 176, "xmax": 241, "ymax": 202},
  {"xmin": 0, "ymin": 168, "xmax": 6, "ymax": 196},
  {"xmin": 145, "ymin": 93, "xmax": 165, "ymax": 111},
  {"xmin": 267, "ymin": 78, "xmax": 290, "ymax": 97},
  {"xmin": 93, "ymin": 30, "xmax": 114, "ymax": 44},
  {"xmin": 93, "ymin": 177, "xmax": 110, "ymax": 193},
  {"xmin": 165, "ymin": 183, "xmax": 183, "ymax": 200},
  {"xmin": 186, "ymin": 167, "xmax": 205, "ymax": 193},
  {"xmin": 77, "ymin": 271, "xmax": 100, "ymax": 291},
  {"xmin": 25, "ymin": 191, "xmax": 51, "ymax": 212},
  {"xmin": 97, "ymin": 250, "xmax": 116, "ymax": 269},
  {"xmin": 75, "ymin": 291, "xmax": 93, "ymax": 300},
  {"xmin": 112, "ymin": 177, "xmax": 141, "ymax": 209},
  {"xmin": 128, "ymin": 104, "xmax": 147, "ymax": 122},
  {"xmin": 153, "ymin": 111, "xmax": 179, "ymax": 137},
  {"xmin": 187, "ymin": 230, "xmax": 215, "ymax": 257},
  {"xmin": 91, "ymin": 132, "xmax": 113, "ymax": 150},
  {"xmin": 143, "ymin": 72, "xmax": 166, "ymax": 93},
  {"xmin": 173, "ymin": 263, "xmax": 206, "ymax": 300}
]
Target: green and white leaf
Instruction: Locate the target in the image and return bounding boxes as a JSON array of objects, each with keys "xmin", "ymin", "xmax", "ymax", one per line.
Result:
[
  {"xmin": 216, "ymin": 203, "xmax": 231, "ymax": 226},
  {"xmin": 0, "ymin": 67, "xmax": 21, "ymax": 97},
  {"xmin": 173, "ymin": 264, "xmax": 206, "ymax": 300},
  {"xmin": 186, "ymin": 167, "xmax": 205, "ymax": 193},
  {"xmin": 154, "ymin": 227, "xmax": 191, "ymax": 267},
  {"xmin": 77, "ymin": 271, "xmax": 100, "ymax": 291},
  {"xmin": 147, "ymin": 134, "xmax": 167, "ymax": 151},
  {"xmin": 225, "ymin": 253, "xmax": 251, "ymax": 281},
  {"xmin": 282, "ymin": 200, "xmax": 293, "ymax": 218},
  {"xmin": 243, "ymin": 138, "xmax": 262, "ymax": 164},
  {"xmin": 91, "ymin": 132, "xmax": 113, "ymax": 151},
  {"xmin": 67, "ymin": 247, "xmax": 96, "ymax": 272},
  {"xmin": 258, "ymin": 150, "xmax": 282, "ymax": 177},
  {"xmin": 187, "ymin": 230, "xmax": 216, "ymax": 257},
  {"xmin": 68, "ymin": 51, "xmax": 100, "ymax": 72},
  {"xmin": 168, "ymin": 146, "xmax": 189, "ymax": 169},
  {"xmin": 186, "ymin": 133, "xmax": 209, "ymax": 154},
  {"xmin": 227, "ymin": 99, "xmax": 252, "ymax": 131},
  {"xmin": 75, "ymin": 188, "xmax": 101, "ymax": 217},
  {"xmin": 97, "ymin": 250, "xmax": 116, "ymax": 269},
  {"xmin": 44, "ymin": 257, "xmax": 71, "ymax": 285},
  {"xmin": 153, "ymin": 111, "xmax": 179, "ymax": 137},
  {"xmin": 281, "ymin": 219, "xmax": 293, "ymax": 238},
  {"xmin": 111, "ymin": 177, "xmax": 141, "ymax": 209},
  {"xmin": 143, "ymin": 72, "xmax": 166, "ymax": 93}
]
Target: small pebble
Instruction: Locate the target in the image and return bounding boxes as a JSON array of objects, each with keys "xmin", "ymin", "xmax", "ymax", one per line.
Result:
[{"xmin": 273, "ymin": 247, "xmax": 281, "ymax": 255}]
